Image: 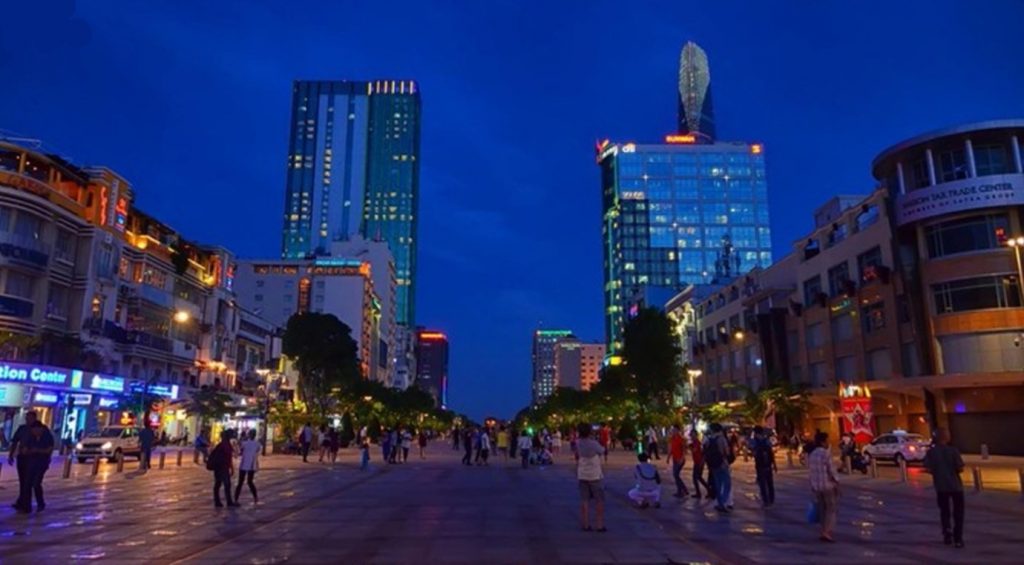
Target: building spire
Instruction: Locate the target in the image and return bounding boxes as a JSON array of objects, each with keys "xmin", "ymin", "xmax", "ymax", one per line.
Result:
[{"xmin": 678, "ymin": 41, "xmax": 716, "ymax": 142}]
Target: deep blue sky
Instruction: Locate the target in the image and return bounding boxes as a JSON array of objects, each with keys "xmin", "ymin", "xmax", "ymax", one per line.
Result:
[{"xmin": 2, "ymin": 1, "xmax": 1022, "ymax": 420}]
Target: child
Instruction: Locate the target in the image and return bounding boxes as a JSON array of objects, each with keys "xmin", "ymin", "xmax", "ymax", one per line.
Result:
[
  {"xmin": 360, "ymin": 438, "xmax": 370, "ymax": 471},
  {"xmin": 628, "ymin": 453, "xmax": 662, "ymax": 508}
]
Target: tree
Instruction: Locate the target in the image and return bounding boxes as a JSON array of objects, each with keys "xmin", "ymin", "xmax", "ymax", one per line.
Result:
[
  {"xmin": 623, "ymin": 307, "xmax": 682, "ymax": 413},
  {"xmin": 282, "ymin": 312, "xmax": 361, "ymax": 418},
  {"xmin": 183, "ymin": 387, "xmax": 232, "ymax": 430}
]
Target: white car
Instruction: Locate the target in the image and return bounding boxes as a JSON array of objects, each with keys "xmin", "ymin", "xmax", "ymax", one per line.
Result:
[
  {"xmin": 76, "ymin": 426, "xmax": 142, "ymax": 463},
  {"xmin": 863, "ymin": 432, "xmax": 930, "ymax": 465}
]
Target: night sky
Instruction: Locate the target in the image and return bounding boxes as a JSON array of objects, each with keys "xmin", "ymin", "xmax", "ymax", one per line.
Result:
[{"xmin": 2, "ymin": 1, "xmax": 1022, "ymax": 420}]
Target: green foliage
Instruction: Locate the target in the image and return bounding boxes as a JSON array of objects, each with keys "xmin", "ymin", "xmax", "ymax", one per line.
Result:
[
  {"xmin": 282, "ymin": 312, "xmax": 361, "ymax": 418},
  {"xmin": 183, "ymin": 387, "xmax": 233, "ymax": 427},
  {"xmin": 623, "ymin": 308, "xmax": 682, "ymax": 412},
  {"xmin": 269, "ymin": 401, "xmax": 307, "ymax": 441}
]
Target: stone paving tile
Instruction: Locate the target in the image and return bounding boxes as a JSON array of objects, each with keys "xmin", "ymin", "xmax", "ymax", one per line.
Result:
[{"xmin": 2, "ymin": 446, "xmax": 1023, "ymax": 563}]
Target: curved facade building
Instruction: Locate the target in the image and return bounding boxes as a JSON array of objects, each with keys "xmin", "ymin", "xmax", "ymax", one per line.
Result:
[{"xmin": 873, "ymin": 120, "xmax": 1024, "ymax": 453}]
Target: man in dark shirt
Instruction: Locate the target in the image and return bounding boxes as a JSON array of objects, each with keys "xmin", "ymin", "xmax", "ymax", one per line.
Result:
[
  {"xmin": 8, "ymin": 411, "xmax": 55, "ymax": 513},
  {"xmin": 924, "ymin": 428, "xmax": 965, "ymax": 548},
  {"xmin": 139, "ymin": 425, "xmax": 156, "ymax": 470},
  {"xmin": 209, "ymin": 430, "xmax": 238, "ymax": 508}
]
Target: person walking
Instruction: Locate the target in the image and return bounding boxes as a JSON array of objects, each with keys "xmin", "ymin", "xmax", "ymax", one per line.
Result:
[
  {"xmin": 417, "ymin": 430, "xmax": 428, "ymax": 459},
  {"xmin": 139, "ymin": 425, "xmax": 155, "ymax": 470},
  {"xmin": 9, "ymin": 414, "xmax": 54, "ymax": 513},
  {"xmin": 461, "ymin": 428, "xmax": 473, "ymax": 466},
  {"xmin": 194, "ymin": 428, "xmax": 210, "ymax": 463},
  {"xmin": 808, "ymin": 431, "xmax": 839, "ymax": 542},
  {"xmin": 478, "ymin": 430, "xmax": 491, "ymax": 465},
  {"xmin": 689, "ymin": 430, "xmax": 712, "ymax": 499},
  {"xmin": 317, "ymin": 425, "xmax": 329, "ymax": 463},
  {"xmin": 360, "ymin": 437, "xmax": 371, "ymax": 470},
  {"xmin": 388, "ymin": 428, "xmax": 400, "ymax": 464},
  {"xmin": 329, "ymin": 427, "xmax": 340, "ymax": 464},
  {"xmin": 645, "ymin": 426, "xmax": 660, "ymax": 460},
  {"xmin": 628, "ymin": 452, "xmax": 662, "ymax": 508},
  {"xmin": 575, "ymin": 423, "xmax": 606, "ymax": 532},
  {"xmin": 299, "ymin": 422, "xmax": 313, "ymax": 463},
  {"xmin": 924, "ymin": 428, "xmax": 965, "ymax": 548},
  {"xmin": 704, "ymin": 423, "xmax": 733, "ymax": 513},
  {"xmin": 552, "ymin": 429, "xmax": 563, "ymax": 455},
  {"xmin": 209, "ymin": 430, "xmax": 239, "ymax": 508},
  {"xmin": 517, "ymin": 430, "xmax": 532, "ymax": 469},
  {"xmin": 7, "ymin": 410, "xmax": 40, "ymax": 512},
  {"xmin": 668, "ymin": 425, "xmax": 689, "ymax": 498},
  {"xmin": 599, "ymin": 424, "xmax": 611, "ymax": 462},
  {"xmin": 234, "ymin": 429, "xmax": 260, "ymax": 505},
  {"xmin": 751, "ymin": 425, "xmax": 777, "ymax": 507},
  {"xmin": 496, "ymin": 426, "xmax": 509, "ymax": 462}
]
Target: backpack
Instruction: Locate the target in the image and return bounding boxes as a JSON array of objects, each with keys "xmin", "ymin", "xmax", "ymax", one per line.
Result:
[
  {"xmin": 206, "ymin": 445, "xmax": 222, "ymax": 471},
  {"xmin": 704, "ymin": 437, "xmax": 724, "ymax": 468}
]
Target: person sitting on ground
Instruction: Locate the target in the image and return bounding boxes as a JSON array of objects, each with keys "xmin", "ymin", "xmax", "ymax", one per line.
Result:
[{"xmin": 628, "ymin": 452, "xmax": 662, "ymax": 508}]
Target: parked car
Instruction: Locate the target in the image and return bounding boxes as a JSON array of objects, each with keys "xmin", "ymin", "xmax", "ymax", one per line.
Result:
[
  {"xmin": 75, "ymin": 426, "xmax": 142, "ymax": 463},
  {"xmin": 862, "ymin": 431, "xmax": 930, "ymax": 465}
]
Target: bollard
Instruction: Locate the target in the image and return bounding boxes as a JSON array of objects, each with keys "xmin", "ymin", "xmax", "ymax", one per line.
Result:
[
  {"xmin": 115, "ymin": 452, "xmax": 125, "ymax": 473},
  {"xmin": 898, "ymin": 458, "xmax": 908, "ymax": 482},
  {"xmin": 980, "ymin": 444, "xmax": 990, "ymax": 460},
  {"xmin": 91, "ymin": 457, "xmax": 100, "ymax": 476},
  {"xmin": 869, "ymin": 456, "xmax": 878, "ymax": 478},
  {"xmin": 158, "ymin": 451, "xmax": 166, "ymax": 469},
  {"xmin": 177, "ymin": 450, "xmax": 183, "ymax": 467},
  {"xmin": 972, "ymin": 467, "xmax": 983, "ymax": 492},
  {"xmin": 62, "ymin": 456, "xmax": 73, "ymax": 479}
]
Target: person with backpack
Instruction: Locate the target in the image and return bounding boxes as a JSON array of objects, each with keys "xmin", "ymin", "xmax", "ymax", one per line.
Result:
[
  {"xmin": 628, "ymin": 452, "xmax": 662, "ymax": 508},
  {"xmin": 208, "ymin": 430, "xmax": 238, "ymax": 508},
  {"xmin": 751, "ymin": 426, "xmax": 777, "ymax": 507},
  {"xmin": 704, "ymin": 423, "xmax": 734, "ymax": 513}
]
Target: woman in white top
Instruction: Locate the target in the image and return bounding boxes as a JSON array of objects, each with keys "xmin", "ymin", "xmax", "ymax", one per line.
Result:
[{"xmin": 234, "ymin": 429, "xmax": 261, "ymax": 504}]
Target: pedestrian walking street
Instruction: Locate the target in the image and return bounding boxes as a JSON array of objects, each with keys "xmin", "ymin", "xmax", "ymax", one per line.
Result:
[{"xmin": 1, "ymin": 444, "xmax": 1022, "ymax": 564}]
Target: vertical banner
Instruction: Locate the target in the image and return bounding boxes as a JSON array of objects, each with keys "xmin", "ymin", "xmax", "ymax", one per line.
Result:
[{"xmin": 840, "ymin": 397, "xmax": 874, "ymax": 444}]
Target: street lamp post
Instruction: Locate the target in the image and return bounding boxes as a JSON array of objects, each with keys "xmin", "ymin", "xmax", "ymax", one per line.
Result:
[{"xmin": 1008, "ymin": 237, "xmax": 1024, "ymax": 304}]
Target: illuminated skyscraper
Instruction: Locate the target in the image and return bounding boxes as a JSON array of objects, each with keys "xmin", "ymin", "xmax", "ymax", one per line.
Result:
[
  {"xmin": 414, "ymin": 329, "xmax": 449, "ymax": 409},
  {"xmin": 597, "ymin": 42, "xmax": 772, "ymax": 353},
  {"xmin": 677, "ymin": 41, "xmax": 716, "ymax": 142},
  {"xmin": 281, "ymin": 80, "xmax": 421, "ymax": 326},
  {"xmin": 532, "ymin": 329, "xmax": 573, "ymax": 405}
]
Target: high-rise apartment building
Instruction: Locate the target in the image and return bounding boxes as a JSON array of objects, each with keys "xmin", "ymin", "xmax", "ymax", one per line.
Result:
[
  {"xmin": 414, "ymin": 329, "xmax": 448, "ymax": 408},
  {"xmin": 281, "ymin": 80, "xmax": 421, "ymax": 326},
  {"xmin": 598, "ymin": 41, "xmax": 772, "ymax": 352},
  {"xmin": 554, "ymin": 339, "xmax": 606, "ymax": 391},
  {"xmin": 531, "ymin": 329, "xmax": 572, "ymax": 405},
  {"xmin": 678, "ymin": 41, "xmax": 716, "ymax": 141}
]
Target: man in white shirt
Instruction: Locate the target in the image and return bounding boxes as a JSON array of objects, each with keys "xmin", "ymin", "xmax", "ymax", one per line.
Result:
[
  {"xmin": 234, "ymin": 429, "xmax": 261, "ymax": 504},
  {"xmin": 517, "ymin": 431, "xmax": 532, "ymax": 469},
  {"xmin": 575, "ymin": 423, "xmax": 606, "ymax": 532}
]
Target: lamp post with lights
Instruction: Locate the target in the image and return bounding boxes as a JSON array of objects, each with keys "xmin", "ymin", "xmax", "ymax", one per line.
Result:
[{"xmin": 1007, "ymin": 237, "xmax": 1024, "ymax": 304}]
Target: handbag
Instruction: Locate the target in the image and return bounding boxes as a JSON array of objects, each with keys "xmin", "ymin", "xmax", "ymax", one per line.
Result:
[{"xmin": 806, "ymin": 499, "xmax": 820, "ymax": 524}]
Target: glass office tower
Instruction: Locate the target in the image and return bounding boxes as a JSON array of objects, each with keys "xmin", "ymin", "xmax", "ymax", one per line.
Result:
[
  {"xmin": 281, "ymin": 80, "xmax": 421, "ymax": 325},
  {"xmin": 598, "ymin": 139, "xmax": 772, "ymax": 352}
]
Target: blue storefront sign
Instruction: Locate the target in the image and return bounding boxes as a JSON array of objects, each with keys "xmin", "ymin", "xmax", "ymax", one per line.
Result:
[
  {"xmin": 32, "ymin": 391, "xmax": 60, "ymax": 404},
  {"xmin": 128, "ymin": 382, "xmax": 180, "ymax": 400},
  {"xmin": 0, "ymin": 362, "xmax": 125, "ymax": 395}
]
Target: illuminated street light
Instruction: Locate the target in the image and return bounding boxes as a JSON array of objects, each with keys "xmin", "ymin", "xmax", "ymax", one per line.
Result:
[
  {"xmin": 1007, "ymin": 237, "xmax": 1024, "ymax": 303},
  {"xmin": 173, "ymin": 310, "xmax": 191, "ymax": 323},
  {"xmin": 734, "ymin": 330, "xmax": 745, "ymax": 340}
]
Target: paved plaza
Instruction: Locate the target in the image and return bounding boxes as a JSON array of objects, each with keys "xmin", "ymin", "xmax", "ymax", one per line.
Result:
[{"xmin": 1, "ymin": 444, "xmax": 1022, "ymax": 564}]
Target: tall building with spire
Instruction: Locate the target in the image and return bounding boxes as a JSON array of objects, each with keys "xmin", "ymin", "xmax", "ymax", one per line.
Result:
[
  {"xmin": 597, "ymin": 41, "xmax": 772, "ymax": 353},
  {"xmin": 281, "ymin": 79, "xmax": 421, "ymax": 326},
  {"xmin": 677, "ymin": 41, "xmax": 716, "ymax": 142}
]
